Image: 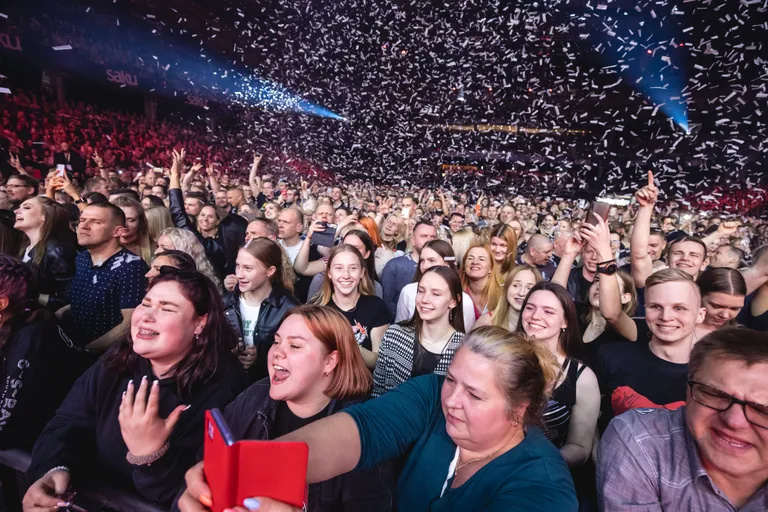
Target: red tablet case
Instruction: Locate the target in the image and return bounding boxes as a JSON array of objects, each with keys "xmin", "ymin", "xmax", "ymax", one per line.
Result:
[{"xmin": 204, "ymin": 409, "xmax": 309, "ymax": 512}]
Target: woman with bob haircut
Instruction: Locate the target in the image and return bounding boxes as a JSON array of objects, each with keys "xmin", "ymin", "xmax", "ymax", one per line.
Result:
[
  {"xmin": 694, "ymin": 267, "xmax": 747, "ymax": 343},
  {"xmin": 311, "ymin": 244, "xmax": 390, "ymax": 369},
  {"xmin": 222, "ymin": 238, "xmax": 298, "ymax": 381},
  {"xmin": 489, "ymin": 223, "xmax": 518, "ymax": 278},
  {"xmin": 178, "ymin": 326, "xmax": 577, "ymax": 512},
  {"xmin": 374, "ymin": 266, "xmax": 466, "ymax": 397},
  {"xmin": 24, "ymin": 269, "xmax": 250, "ymax": 507},
  {"xmin": 173, "ymin": 305, "xmax": 396, "ymax": 512}
]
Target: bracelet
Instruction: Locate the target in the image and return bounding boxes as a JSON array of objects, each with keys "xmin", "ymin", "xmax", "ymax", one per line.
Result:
[
  {"xmin": 44, "ymin": 466, "xmax": 70, "ymax": 477},
  {"xmin": 126, "ymin": 443, "xmax": 170, "ymax": 466},
  {"xmin": 597, "ymin": 259, "xmax": 616, "ymax": 266}
]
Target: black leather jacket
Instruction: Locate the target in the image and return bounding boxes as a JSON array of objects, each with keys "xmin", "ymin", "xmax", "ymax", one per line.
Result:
[
  {"xmin": 172, "ymin": 379, "xmax": 395, "ymax": 512},
  {"xmin": 168, "ymin": 188, "xmax": 227, "ymax": 278},
  {"xmin": 222, "ymin": 286, "xmax": 299, "ymax": 381},
  {"xmin": 24, "ymin": 240, "xmax": 79, "ymax": 311}
]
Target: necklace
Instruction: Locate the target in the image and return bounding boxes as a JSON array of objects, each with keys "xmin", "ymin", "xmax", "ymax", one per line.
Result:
[
  {"xmin": 454, "ymin": 432, "xmax": 519, "ymax": 477},
  {"xmin": 420, "ymin": 330, "xmax": 455, "ymax": 345}
]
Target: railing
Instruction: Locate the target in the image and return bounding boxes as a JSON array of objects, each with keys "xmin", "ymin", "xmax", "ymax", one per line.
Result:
[{"xmin": 0, "ymin": 450, "xmax": 165, "ymax": 512}]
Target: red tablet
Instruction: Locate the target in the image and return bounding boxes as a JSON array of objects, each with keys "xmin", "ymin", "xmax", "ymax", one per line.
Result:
[{"xmin": 204, "ymin": 409, "xmax": 309, "ymax": 512}]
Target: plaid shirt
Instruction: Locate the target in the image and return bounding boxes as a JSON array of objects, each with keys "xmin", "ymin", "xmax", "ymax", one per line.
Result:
[{"xmin": 598, "ymin": 407, "xmax": 767, "ymax": 512}]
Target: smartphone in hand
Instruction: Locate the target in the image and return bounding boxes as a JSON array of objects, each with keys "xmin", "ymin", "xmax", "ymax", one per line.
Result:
[{"xmin": 585, "ymin": 200, "xmax": 611, "ymax": 226}]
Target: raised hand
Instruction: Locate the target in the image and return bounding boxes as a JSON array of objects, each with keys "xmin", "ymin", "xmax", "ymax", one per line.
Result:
[
  {"xmin": 92, "ymin": 151, "xmax": 103, "ymax": 167},
  {"xmin": 563, "ymin": 234, "xmax": 586, "ymax": 258},
  {"xmin": 580, "ymin": 215, "xmax": 613, "ymax": 260},
  {"xmin": 635, "ymin": 170, "xmax": 658, "ymax": 207},
  {"xmin": 251, "ymin": 154, "xmax": 262, "ymax": 174},
  {"xmin": 118, "ymin": 376, "xmax": 187, "ymax": 457},
  {"xmin": 190, "ymin": 162, "xmax": 203, "ymax": 175}
]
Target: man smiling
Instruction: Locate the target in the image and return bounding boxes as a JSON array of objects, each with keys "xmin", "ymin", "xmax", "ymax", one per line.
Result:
[{"xmin": 599, "ymin": 327, "xmax": 768, "ymax": 511}]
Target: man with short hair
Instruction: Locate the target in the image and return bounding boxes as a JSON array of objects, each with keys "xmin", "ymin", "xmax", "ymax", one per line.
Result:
[
  {"xmin": 63, "ymin": 203, "xmax": 147, "ymax": 352},
  {"xmin": 596, "ymin": 269, "xmax": 706, "ymax": 431},
  {"xmin": 381, "ymin": 220, "xmax": 437, "ymax": 319},
  {"xmin": 448, "ymin": 212, "xmax": 465, "ymax": 234},
  {"xmin": 84, "ymin": 177, "xmax": 110, "ymax": 197},
  {"xmin": 246, "ymin": 218, "xmax": 279, "ymax": 242},
  {"xmin": 53, "ymin": 141, "xmax": 85, "ymax": 181},
  {"xmin": 6, "ymin": 175, "xmax": 38, "ymax": 208},
  {"xmin": 184, "ymin": 191, "xmax": 207, "ymax": 219},
  {"xmin": 331, "ymin": 186, "xmax": 346, "ymax": 209},
  {"xmin": 499, "ymin": 203, "xmax": 516, "ymax": 224},
  {"xmin": 227, "ymin": 186, "xmax": 246, "ymax": 212},
  {"xmin": 151, "ymin": 184, "xmax": 168, "ymax": 200},
  {"xmin": 108, "ymin": 188, "xmax": 140, "ymax": 202},
  {"xmin": 711, "ymin": 244, "xmax": 745, "ymax": 270},
  {"xmin": 518, "ymin": 234, "xmax": 557, "ymax": 281},
  {"xmin": 277, "ymin": 208, "xmax": 305, "ymax": 265},
  {"xmin": 599, "ymin": 326, "xmax": 768, "ymax": 511}
]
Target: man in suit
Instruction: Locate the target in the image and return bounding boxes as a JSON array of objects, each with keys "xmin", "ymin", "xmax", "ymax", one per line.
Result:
[{"xmin": 53, "ymin": 142, "xmax": 85, "ymax": 182}]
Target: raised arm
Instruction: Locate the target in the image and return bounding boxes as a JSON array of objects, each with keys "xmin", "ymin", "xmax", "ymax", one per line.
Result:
[
  {"xmin": 559, "ymin": 365, "xmax": 600, "ymax": 467},
  {"xmin": 581, "ymin": 216, "xmax": 637, "ymax": 340},
  {"xmin": 294, "ymin": 221, "xmax": 327, "ymax": 276},
  {"xmin": 182, "ymin": 162, "xmax": 202, "ymax": 194},
  {"xmin": 249, "ymin": 154, "xmax": 262, "ymax": 197},
  {"xmin": 92, "ymin": 151, "xmax": 108, "ymax": 180},
  {"xmin": 551, "ymin": 235, "xmax": 585, "ymax": 288},
  {"xmin": 630, "ymin": 171, "xmax": 658, "ymax": 289}
]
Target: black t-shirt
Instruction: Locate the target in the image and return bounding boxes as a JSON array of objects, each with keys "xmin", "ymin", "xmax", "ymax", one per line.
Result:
[
  {"xmin": 737, "ymin": 291, "xmax": 768, "ymax": 331},
  {"xmin": 411, "ymin": 344, "xmax": 441, "ymax": 378},
  {"xmin": 255, "ymin": 192, "xmax": 274, "ymax": 209},
  {"xmin": 596, "ymin": 338, "xmax": 688, "ymax": 432},
  {"xmin": 329, "ymin": 294, "xmax": 389, "ymax": 351},
  {"xmin": 271, "ymin": 401, "xmax": 331, "ymax": 440}
]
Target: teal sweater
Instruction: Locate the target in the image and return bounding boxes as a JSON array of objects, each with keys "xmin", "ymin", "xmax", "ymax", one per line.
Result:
[{"xmin": 345, "ymin": 374, "xmax": 577, "ymax": 512}]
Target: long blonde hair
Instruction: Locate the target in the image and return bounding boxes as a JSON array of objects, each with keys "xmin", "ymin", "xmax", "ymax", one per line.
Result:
[
  {"xmin": 460, "ymin": 243, "xmax": 503, "ymax": 313},
  {"xmin": 145, "ymin": 206, "xmax": 173, "ymax": 243},
  {"xmin": 490, "ymin": 265, "xmax": 543, "ymax": 329},
  {"xmin": 311, "ymin": 244, "xmax": 375, "ymax": 306},
  {"xmin": 451, "ymin": 228, "xmax": 477, "ymax": 268},
  {"xmin": 112, "ymin": 197, "xmax": 152, "ymax": 265},
  {"xmin": 157, "ymin": 228, "xmax": 223, "ymax": 292}
]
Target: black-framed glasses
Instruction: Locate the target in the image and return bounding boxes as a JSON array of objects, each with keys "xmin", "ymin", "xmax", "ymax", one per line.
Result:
[{"xmin": 688, "ymin": 380, "xmax": 768, "ymax": 430}]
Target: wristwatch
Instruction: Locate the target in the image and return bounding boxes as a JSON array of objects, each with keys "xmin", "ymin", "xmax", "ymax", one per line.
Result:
[{"xmin": 597, "ymin": 260, "xmax": 618, "ymax": 275}]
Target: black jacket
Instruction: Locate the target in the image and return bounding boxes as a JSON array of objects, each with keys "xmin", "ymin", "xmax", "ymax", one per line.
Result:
[
  {"xmin": 0, "ymin": 318, "xmax": 90, "ymax": 451},
  {"xmin": 27, "ymin": 353, "xmax": 249, "ymax": 505},
  {"xmin": 173, "ymin": 380, "xmax": 395, "ymax": 512},
  {"xmin": 168, "ymin": 188, "xmax": 227, "ymax": 278},
  {"xmin": 223, "ymin": 286, "xmax": 299, "ymax": 381},
  {"xmin": 24, "ymin": 240, "xmax": 79, "ymax": 311}
]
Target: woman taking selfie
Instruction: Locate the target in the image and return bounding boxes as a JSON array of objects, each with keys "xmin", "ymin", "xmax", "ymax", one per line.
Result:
[
  {"xmin": 311, "ymin": 244, "xmax": 389, "ymax": 369},
  {"xmin": 460, "ymin": 244, "xmax": 503, "ymax": 320},
  {"xmin": 113, "ymin": 196, "xmax": 154, "ymax": 265},
  {"xmin": 179, "ymin": 326, "xmax": 577, "ymax": 512},
  {"xmin": 489, "ymin": 224, "xmax": 518, "ymax": 279},
  {"xmin": 374, "ymin": 266, "xmax": 465, "ymax": 397},
  {"xmin": 173, "ymin": 305, "xmax": 395, "ymax": 512},
  {"xmin": 516, "ymin": 282, "xmax": 600, "ymax": 469},
  {"xmin": 23, "ymin": 270, "xmax": 250, "ymax": 508},
  {"xmin": 0, "ymin": 256, "xmax": 86, "ymax": 450},
  {"xmin": 395, "ymin": 239, "xmax": 475, "ymax": 328},
  {"xmin": 13, "ymin": 196, "xmax": 78, "ymax": 310},
  {"xmin": 223, "ymin": 238, "xmax": 298, "ymax": 381},
  {"xmin": 475, "ymin": 265, "xmax": 543, "ymax": 332}
]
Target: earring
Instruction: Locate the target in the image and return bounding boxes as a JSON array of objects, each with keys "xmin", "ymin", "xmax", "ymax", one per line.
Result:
[
  {"xmin": 194, "ymin": 333, "xmax": 200, "ymax": 341},
  {"xmin": 561, "ymin": 328, "xmax": 565, "ymax": 333}
]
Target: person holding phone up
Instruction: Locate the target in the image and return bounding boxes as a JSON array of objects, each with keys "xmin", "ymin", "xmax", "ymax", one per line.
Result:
[
  {"xmin": 178, "ymin": 327, "xmax": 577, "ymax": 512},
  {"xmin": 23, "ymin": 270, "xmax": 249, "ymax": 508}
]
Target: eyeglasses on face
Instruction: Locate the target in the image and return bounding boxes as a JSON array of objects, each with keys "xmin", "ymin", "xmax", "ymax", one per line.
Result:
[{"xmin": 688, "ymin": 380, "xmax": 768, "ymax": 430}]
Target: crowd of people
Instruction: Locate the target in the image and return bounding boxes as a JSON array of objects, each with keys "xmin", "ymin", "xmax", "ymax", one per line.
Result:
[{"xmin": 1, "ymin": 93, "xmax": 767, "ymax": 512}]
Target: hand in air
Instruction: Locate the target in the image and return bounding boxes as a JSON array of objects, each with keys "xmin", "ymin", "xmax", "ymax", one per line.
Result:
[{"xmin": 635, "ymin": 171, "xmax": 658, "ymax": 207}]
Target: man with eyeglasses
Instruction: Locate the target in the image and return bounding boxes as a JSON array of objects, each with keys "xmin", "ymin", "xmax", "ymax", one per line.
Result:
[{"xmin": 598, "ymin": 326, "xmax": 768, "ymax": 511}]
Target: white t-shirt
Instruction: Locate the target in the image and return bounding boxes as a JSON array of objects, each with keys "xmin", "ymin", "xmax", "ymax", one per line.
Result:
[
  {"xmin": 22, "ymin": 245, "xmax": 34, "ymax": 263},
  {"xmin": 395, "ymin": 282, "xmax": 476, "ymax": 330},
  {"xmin": 280, "ymin": 239, "xmax": 303, "ymax": 265},
  {"xmin": 239, "ymin": 297, "xmax": 261, "ymax": 345}
]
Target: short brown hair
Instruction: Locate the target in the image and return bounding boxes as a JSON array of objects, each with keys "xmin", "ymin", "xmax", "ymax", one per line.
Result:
[
  {"xmin": 287, "ymin": 305, "xmax": 372, "ymax": 399},
  {"xmin": 689, "ymin": 327, "xmax": 768, "ymax": 377}
]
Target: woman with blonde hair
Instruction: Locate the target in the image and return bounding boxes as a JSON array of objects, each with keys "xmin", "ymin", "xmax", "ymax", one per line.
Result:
[
  {"xmin": 154, "ymin": 227, "xmax": 223, "ymax": 293},
  {"xmin": 222, "ymin": 238, "xmax": 298, "ymax": 380},
  {"xmin": 450, "ymin": 227, "xmax": 477, "ymax": 268},
  {"xmin": 489, "ymin": 223, "xmax": 518, "ymax": 278},
  {"xmin": 112, "ymin": 196, "xmax": 153, "ymax": 265},
  {"xmin": 475, "ymin": 265, "xmax": 543, "ymax": 331},
  {"xmin": 179, "ymin": 326, "xmax": 577, "ymax": 511},
  {"xmin": 312, "ymin": 244, "xmax": 389, "ymax": 368},
  {"xmin": 145, "ymin": 206, "xmax": 174, "ymax": 244},
  {"xmin": 461, "ymin": 243, "xmax": 504, "ymax": 320}
]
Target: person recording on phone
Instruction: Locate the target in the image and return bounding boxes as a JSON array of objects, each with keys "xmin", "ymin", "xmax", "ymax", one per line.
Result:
[
  {"xmin": 173, "ymin": 305, "xmax": 395, "ymax": 512},
  {"xmin": 23, "ymin": 269, "xmax": 249, "ymax": 509}
]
